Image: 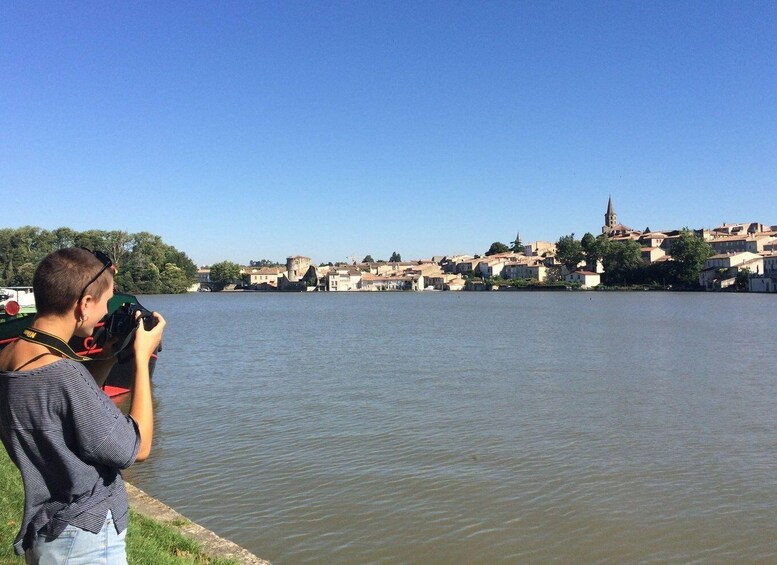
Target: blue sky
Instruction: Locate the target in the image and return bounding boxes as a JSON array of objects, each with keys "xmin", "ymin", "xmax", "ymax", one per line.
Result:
[{"xmin": 3, "ymin": 1, "xmax": 775, "ymax": 266}]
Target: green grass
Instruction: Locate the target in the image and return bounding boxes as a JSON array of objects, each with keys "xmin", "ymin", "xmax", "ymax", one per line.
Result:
[
  {"xmin": 0, "ymin": 449, "xmax": 236, "ymax": 565},
  {"xmin": 126, "ymin": 510, "xmax": 238, "ymax": 565},
  {"xmin": 0, "ymin": 448, "xmax": 23, "ymax": 565}
]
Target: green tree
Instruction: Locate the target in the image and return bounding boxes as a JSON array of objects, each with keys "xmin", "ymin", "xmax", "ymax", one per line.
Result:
[
  {"xmin": 0, "ymin": 227, "xmax": 53, "ymax": 286},
  {"xmin": 117, "ymin": 232, "xmax": 170, "ymax": 294},
  {"xmin": 735, "ymin": 268, "xmax": 752, "ymax": 291},
  {"xmin": 0, "ymin": 226, "xmax": 196, "ymax": 294},
  {"xmin": 133, "ymin": 262, "xmax": 162, "ymax": 294},
  {"xmin": 581, "ymin": 233, "xmax": 610, "ymax": 270},
  {"xmin": 555, "ymin": 234, "xmax": 584, "ymax": 272},
  {"xmin": 0, "ymin": 229, "xmax": 13, "ymax": 285},
  {"xmin": 209, "ymin": 261, "xmax": 242, "ymax": 290},
  {"xmin": 74, "ymin": 230, "xmax": 112, "ymax": 256},
  {"xmin": 581, "ymin": 232, "xmax": 596, "ymax": 250},
  {"xmin": 485, "ymin": 242, "xmax": 510, "ymax": 256},
  {"xmin": 362, "ymin": 255, "xmax": 375, "ymax": 263},
  {"xmin": 580, "ymin": 232, "xmax": 596, "ymax": 264},
  {"xmin": 130, "ymin": 232, "xmax": 167, "ymax": 267},
  {"xmin": 104, "ymin": 231, "xmax": 133, "ymax": 269},
  {"xmin": 669, "ymin": 229, "xmax": 713, "ymax": 288},
  {"xmin": 163, "ymin": 247, "xmax": 197, "ymax": 282},
  {"xmin": 52, "ymin": 227, "xmax": 77, "ymax": 249},
  {"xmin": 10, "ymin": 226, "xmax": 52, "ymax": 274},
  {"xmin": 160, "ymin": 263, "xmax": 191, "ymax": 294},
  {"xmin": 601, "ymin": 240, "xmax": 644, "ymax": 285},
  {"xmin": 510, "ymin": 233, "xmax": 523, "ymax": 253},
  {"xmin": 11, "ymin": 262, "xmax": 36, "ymax": 286},
  {"xmin": 389, "ymin": 252, "xmax": 402, "ymax": 262},
  {"xmin": 250, "ymin": 259, "xmax": 281, "ymax": 267}
]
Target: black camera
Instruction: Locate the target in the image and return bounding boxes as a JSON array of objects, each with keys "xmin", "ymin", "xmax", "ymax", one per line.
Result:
[{"xmin": 107, "ymin": 302, "xmax": 157, "ymax": 335}]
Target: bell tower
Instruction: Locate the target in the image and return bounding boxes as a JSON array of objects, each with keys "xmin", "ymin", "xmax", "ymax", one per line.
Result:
[{"xmin": 603, "ymin": 196, "xmax": 617, "ymax": 234}]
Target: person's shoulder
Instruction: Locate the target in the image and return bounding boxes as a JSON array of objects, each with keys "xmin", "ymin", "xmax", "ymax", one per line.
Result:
[
  {"xmin": 2, "ymin": 359, "xmax": 94, "ymax": 398},
  {"xmin": 41, "ymin": 357, "xmax": 82, "ymax": 375},
  {"xmin": 56, "ymin": 359, "xmax": 98, "ymax": 388}
]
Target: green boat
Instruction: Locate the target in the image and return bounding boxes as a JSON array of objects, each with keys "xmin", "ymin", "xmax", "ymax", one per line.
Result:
[{"xmin": 0, "ymin": 292, "xmax": 160, "ymax": 396}]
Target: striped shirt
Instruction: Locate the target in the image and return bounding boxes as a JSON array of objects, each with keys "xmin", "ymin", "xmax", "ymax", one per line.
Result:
[{"xmin": 0, "ymin": 358, "xmax": 140, "ymax": 555}]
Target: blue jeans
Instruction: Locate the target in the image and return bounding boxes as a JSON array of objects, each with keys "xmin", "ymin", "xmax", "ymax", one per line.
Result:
[{"xmin": 25, "ymin": 511, "xmax": 128, "ymax": 564}]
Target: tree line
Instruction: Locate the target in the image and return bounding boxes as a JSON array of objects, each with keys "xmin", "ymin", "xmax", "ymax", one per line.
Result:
[
  {"xmin": 359, "ymin": 252, "xmax": 403, "ymax": 263},
  {"xmin": 0, "ymin": 226, "xmax": 198, "ymax": 294}
]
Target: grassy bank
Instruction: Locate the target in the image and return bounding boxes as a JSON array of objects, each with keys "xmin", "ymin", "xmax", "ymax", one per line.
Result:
[{"xmin": 0, "ymin": 448, "xmax": 236, "ymax": 565}]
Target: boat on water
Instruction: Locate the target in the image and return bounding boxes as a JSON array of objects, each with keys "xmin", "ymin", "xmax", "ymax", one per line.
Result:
[
  {"xmin": 0, "ymin": 287, "xmax": 36, "ymax": 315},
  {"xmin": 0, "ymin": 291, "xmax": 160, "ymax": 397}
]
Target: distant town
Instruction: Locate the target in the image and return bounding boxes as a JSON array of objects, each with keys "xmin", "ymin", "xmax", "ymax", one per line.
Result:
[{"xmin": 197, "ymin": 198, "xmax": 777, "ymax": 293}]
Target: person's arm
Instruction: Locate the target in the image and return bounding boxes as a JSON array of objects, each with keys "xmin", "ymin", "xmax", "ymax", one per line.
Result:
[{"xmin": 130, "ymin": 312, "xmax": 166, "ymax": 461}]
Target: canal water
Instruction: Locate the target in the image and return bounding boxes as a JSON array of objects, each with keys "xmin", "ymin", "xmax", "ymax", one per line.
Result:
[{"xmin": 124, "ymin": 291, "xmax": 777, "ymax": 564}]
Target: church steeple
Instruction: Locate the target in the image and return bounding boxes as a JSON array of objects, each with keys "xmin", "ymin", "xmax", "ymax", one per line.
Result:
[
  {"xmin": 511, "ymin": 230, "xmax": 522, "ymax": 253},
  {"xmin": 603, "ymin": 196, "xmax": 617, "ymax": 234}
]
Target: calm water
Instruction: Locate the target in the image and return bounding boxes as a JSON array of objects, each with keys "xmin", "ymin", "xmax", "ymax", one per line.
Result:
[{"xmin": 124, "ymin": 292, "xmax": 777, "ymax": 564}]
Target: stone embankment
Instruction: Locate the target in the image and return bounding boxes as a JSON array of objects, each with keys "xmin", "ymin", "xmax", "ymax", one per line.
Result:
[{"xmin": 126, "ymin": 483, "xmax": 271, "ymax": 565}]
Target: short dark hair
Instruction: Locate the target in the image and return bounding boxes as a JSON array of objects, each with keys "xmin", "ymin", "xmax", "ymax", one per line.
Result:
[{"xmin": 33, "ymin": 248, "xmax": 113, "ymax": 316}]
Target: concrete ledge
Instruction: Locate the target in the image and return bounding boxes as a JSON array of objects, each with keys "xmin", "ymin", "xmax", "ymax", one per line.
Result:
[{"xmin": 126, "ymin": 482, "xmax": 270, "ymax": 564}]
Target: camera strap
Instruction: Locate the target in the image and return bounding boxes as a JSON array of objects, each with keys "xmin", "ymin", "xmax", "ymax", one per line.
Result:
[{"xmin": 19, "ymin": 328, "xmax": 92, "ymax": 362}]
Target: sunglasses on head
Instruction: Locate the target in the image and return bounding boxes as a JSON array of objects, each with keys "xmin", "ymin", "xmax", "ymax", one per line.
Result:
[{"xmin": 77, "ymin": 248, "xmax": 117, "ymax": 305}]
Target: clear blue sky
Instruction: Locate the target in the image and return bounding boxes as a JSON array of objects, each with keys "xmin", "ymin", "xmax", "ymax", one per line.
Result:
[{"xmin": 3, "ymin": 1, "xmax": 775, "ymax": 266}]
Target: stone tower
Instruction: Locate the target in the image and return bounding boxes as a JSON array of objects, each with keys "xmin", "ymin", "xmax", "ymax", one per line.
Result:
[
  {"xmin": 286, "ymin": 256, "xmax": 311, "ymax": 282},
  {"xmin": 603, "ymin": 196, "xmax": 617, "ymax": 235}
]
